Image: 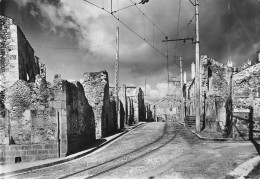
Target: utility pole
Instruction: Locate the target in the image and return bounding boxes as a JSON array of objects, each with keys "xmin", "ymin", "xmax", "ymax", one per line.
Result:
[
  {"xmin": 162, "ymin": 0, "xmax": 200, "ymax": 128},
  {"xmin": 195, "ymin": 0, "xmax": 200, "ymax": 132},
  {"xmin": 115, "ymin": 27, "xmax": 120, "ymax": 129},
  {"xmin": 166, "ymin": 43, "xmax": 169, "ymax": 94},
  {"xmin": 111, "ymin": 0, "xmax": 113, "ymax": 13},
  {"xmin": 145, "ymin": 78, "xmax": 147, "ymax": 96},
  {"xmin": 180, "ymin": 56, "xmax": 184, "ymax": 122}
]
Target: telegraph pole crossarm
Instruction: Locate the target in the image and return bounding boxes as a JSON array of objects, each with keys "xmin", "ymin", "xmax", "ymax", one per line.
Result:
[{"xmin": 162, "ymin": 37, "xmax": 194, "ymax": 43}]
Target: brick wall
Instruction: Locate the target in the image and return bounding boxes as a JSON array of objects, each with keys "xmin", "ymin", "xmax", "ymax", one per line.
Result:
[{"xmin": 0, "ymin": 143, "xmax": 58, "ymax": 164}]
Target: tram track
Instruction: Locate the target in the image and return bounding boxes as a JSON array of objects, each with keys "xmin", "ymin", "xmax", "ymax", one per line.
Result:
[{"xmin": 58, "ymin": 122, "xmax": 179, "ymax": 179}]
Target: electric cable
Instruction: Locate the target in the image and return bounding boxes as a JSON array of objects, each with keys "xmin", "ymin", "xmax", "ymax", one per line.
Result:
[
  {"xmin": 82, "ymin": 0, "xmax": 167, "ymax": 57},
  {"xmin": 31, "ymin": 40, "xmax": 115, "ymax": 50},
  {"xmin": 129, "ymin": 0, "xmax": 168, "ymax": 38}
]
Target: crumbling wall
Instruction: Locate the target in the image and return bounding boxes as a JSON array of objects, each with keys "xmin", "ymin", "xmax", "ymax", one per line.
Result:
[
  {"xmin": 201, "ymin": 56, "xmax": 232, "ymax": 130},
  {"xmin": 186, "ymin": 79, "xmax": 196, "ymax": 116},
  {"xmin": 127, "ymin": 88, "xmax": 139, "ymax": 123},
  {"xmin": 153, "ymin": 97, "xmax": 178, "ymax": 122},
  {"xmin": 126, "ymin": 97, "xmax": 134, "ymax": 125},
  {"xmin": 138, "ymin": 88, "xmax": 146, "ymax": 122},
  {"xmin": 3, "ymin": 76, "xmax": 59, "ymax": 145},
  {"xmin": 0, "ymin": 15, "xmax": 19, "ymax": 91},
  {"xmin": 82, "ymin": 71, "xmax": 114, "ymax": 139},
  {"xmin": 0, "ymin": 77, "xmax": 60, "ymax": 163},
  {"xmin": 17, "ymin": 26, "xmax": 40, "ymax": 82},
  {"xmin": 64, "ymin": 81, "xmax": 95, "ymax": 154},
  {"xmin": 107, "ymin": 94, "xmax": 117, "ymax": 134},
  {"xmin": 232, "ymin": 63, "xmax": 260, "ymax": 140},
  {"xmin": 0, "ymin": 15, "xmax": 40, "ymax": 91}
]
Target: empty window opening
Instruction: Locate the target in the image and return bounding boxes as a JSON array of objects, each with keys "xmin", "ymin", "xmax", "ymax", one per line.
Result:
[{"xmin": 15, "ymin": 157, "xmax": 21, "ymax": 163}]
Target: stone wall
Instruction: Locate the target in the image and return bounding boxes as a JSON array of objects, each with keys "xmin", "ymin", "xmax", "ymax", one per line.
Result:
[
  {"xmin": 126, "ymin": 97, "xmax": 134, "ymax": 125},
  {"xmin": 0, "ymin": 15, "xmax": 40, "ymax": 92},
  {"xmin": 0, "ymin": 75, "xmax": 97, "ymax": 163},
  {"xmin": 17, "ymin": 26, "xmax": 40, "ymax": 82},
  {"xmin": 64, "ymin": 80, "xmax": 95, "ymax": 155},
  {"xmin": 202, "ymin": 56, "xmax": 232, "ymax": 130},
  {"xmin": 186, "ymin": 56, "xmax": 232, "ymax": 130},
  {"xmin": 152, "ymin": 96, "xmax": 179, "ymax": 122},
  {"xmin": 3, "ymin": 77, "xmax": 59, "ymax": 145},
  {"xmin": 186, "ymin": 79, "xmax": 196, "ymax": 116},
  {"xmin": 145, "ymin": 103, "xmax": 153, "ymax": 122},
  {"xmin": 232, "ymin": 63, "xmax": 260, "ymax": 140},
  {"xmin": 0, "ymin": 143, "xmax": 58, "ymax": 164},
  {"xmin": 0, "ymin": 15, "xmax": 19, "ymax": 91},
  {"xmin": 82, "ymin": 71, "xmax": 116, "ymax": 139}
]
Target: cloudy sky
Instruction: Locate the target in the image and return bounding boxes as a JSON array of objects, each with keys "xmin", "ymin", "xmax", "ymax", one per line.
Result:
[{"xmin": 1, "ymin": 0, "xmax": 260, "ymax": 100}]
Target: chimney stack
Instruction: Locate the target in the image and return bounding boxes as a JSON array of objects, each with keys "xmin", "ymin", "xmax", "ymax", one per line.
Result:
[{"xmin": 191, "ymin": 62, "xmax": 195, "ymax": 79}]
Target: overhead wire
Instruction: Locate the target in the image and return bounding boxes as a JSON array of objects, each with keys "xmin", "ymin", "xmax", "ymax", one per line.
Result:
[
  {"xmin": 112, "ymin": 3, "xmax": 140, "ymax": 14},
  {"xmin": 129, "ymin": 0, "xmax": 168, "ymax": 38},
  {"xmin": 117, "ymin": 0, "xmax": 119, "ymax": 19},
  {"xmin": 174, "ymin": 0, "xmax": 182, "ymax": 56},
  {"xmin": 31, "ymin": 40, "xmax": 115, "ymax": 50},
  {"xmin": 171, "ymin": 14, "xmax": 195, "ymax": 40},
  {"xmin": 82, "ymin": 0, "xmax": 167, "ymax": 58}
]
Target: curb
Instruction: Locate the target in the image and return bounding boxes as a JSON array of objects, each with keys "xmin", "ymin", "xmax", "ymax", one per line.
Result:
[
  {"xmin": 0, "ymin": 123, "xmax": 145, "ymax": 178},
  {"xmin": 178, "ymin": 122, "xmax": 234, "ymax": 142},
  {"xmin": 225, "ymin": 156, "xmax": 260, "ymax": 179}
]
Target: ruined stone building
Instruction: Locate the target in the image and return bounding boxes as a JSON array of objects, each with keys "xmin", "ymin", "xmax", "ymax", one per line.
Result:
[
  {"xmin": 0, "ymin": 15, "xmax": 96, "ymax": 163},
  {"xmin": 0, "ymin": 14, "xmax": 152, "ymax": 164},
  {"xmin": 185, "ymin": 54, "xmax": 260, "ymax": 139},
  {"xmin": 145, "ymin": 102, "xmax": 153, "ymax": 122},
  {"xmin": 152, "ymin": 96, "xmax": 180, "ymax": 122},
  {"xmin": 82, "ymin": 71, "xmax": 117, "ymax": 139},
  {"xmin": 0, "ymin": 15, "xmax": 44, "ymax": 91},
  {"xmin": 121, "ymin": 86, "xmax": 146, "ymax": 125}
]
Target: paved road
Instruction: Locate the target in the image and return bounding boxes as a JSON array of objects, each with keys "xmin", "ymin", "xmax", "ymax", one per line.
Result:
[{"xmin": 7, "ymin": 122, "xmax": 258, "ymax": 179}]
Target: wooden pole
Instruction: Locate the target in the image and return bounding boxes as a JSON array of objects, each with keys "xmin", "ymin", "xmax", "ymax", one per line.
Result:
[
  {"xmin": 115, "ymin": 27, "xmax": 120, "ymax": 129},
  {"xmin": 180, "ymin": 56, "xmax": 184, "ymax": 122},
  {"xmin": 195, "ymin": 0, "xmax": 201, "ymax": 132}
]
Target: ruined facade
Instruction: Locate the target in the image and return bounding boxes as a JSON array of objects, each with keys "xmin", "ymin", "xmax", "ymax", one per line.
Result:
[
  {"xmin": 0, "ymin": 15, "xmax": 96, "ymax": 163},
  {"xmin": 152, "ymin": 96, "xmax": 180, "ymax": 122},
  {"xmin": 0, "ymin": 74, "xmax": 96, "ymax": 163},
  {"xmin": 0, "ymin": 15, "xmax": 42, "ymax": 92},
  {"xmin": 232, "ymin": 63, "xmax": 260, "ymax": 139},
  {"xmin": 0, "ymin": 15, "xmax": 151, "ymax": 164},
  {"xmin": 82, "ymin": 71, "xmax": 117, "ymax": 139},
  {"xmin": 123, "ymin": 86, "xmax": 146, "ymax": 124},
  {"xmin": 185, "ymin": 56, "xmax": 232, "ymax": 130},
  {"xmin": 185, "ymin": 55, "xmax": 260, "ymax": 139}
]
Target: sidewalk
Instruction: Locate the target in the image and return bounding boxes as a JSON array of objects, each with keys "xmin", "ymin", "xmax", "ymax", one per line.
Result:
[
  {"xmin": 178, "ymin": 122, "xmax": 260, "ymax": 178},
  {"xmin": 0, "ymin": 122, "xmax": 145, "ymax": 178}
]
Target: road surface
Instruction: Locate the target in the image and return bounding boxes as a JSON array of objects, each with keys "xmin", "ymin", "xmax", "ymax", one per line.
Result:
[{"xmin": 8, "ymin": 121, "xmax": 258, "ymax": 179}]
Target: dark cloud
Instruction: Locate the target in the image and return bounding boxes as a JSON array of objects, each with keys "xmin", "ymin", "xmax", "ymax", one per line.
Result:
[{"xmin": 1, "ymin": 0, "xmax": 260, "ymax": 88}]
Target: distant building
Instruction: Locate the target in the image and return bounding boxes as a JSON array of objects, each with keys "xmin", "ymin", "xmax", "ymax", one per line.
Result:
[{"xmin": 152, "ymin": 96, "xmax": 180, "ymax": 122}]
